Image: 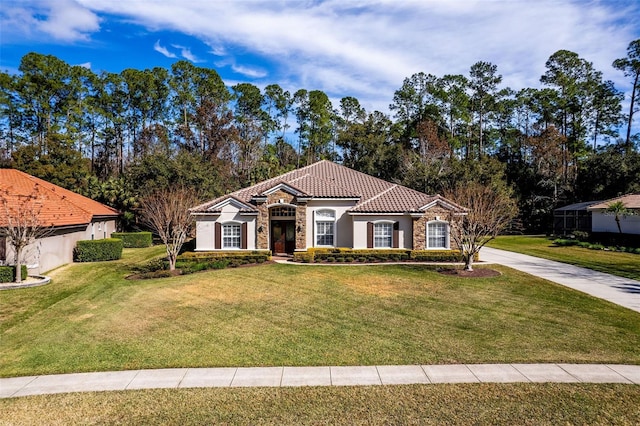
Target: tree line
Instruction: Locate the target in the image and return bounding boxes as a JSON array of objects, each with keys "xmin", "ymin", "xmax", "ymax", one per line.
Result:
[{"xmin": 1, "ymin": 40, "xmax": 639, "ymax": 231}]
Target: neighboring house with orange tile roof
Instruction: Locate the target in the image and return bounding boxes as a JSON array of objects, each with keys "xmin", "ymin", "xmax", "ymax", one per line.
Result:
[
  {"xmin": 190, "ymin": 160, "xmax": 466, "ymax": 254},
  {"xmin": 0, "ymin": 169, "xmax": 119, "ymax": 274},
  {"xmin": 587, "ymin": 193, "xmax": 640, "ymax": 235}
]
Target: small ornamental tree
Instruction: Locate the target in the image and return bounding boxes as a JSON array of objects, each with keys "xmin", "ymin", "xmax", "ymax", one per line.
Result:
[
  {"xmin": 446, "ymin": 181, "xmax": 518, "ymax": 271},
  {"xmin": 0, "ymin": 184, "xmax": 54, "ymax": 283},
  {"xmin": 138, "ymin": 186, "xmax": 199, "ymax": 271},
  {"xmin": 605, "ymin": 200, "xmax": 635, "ymax": 234}
]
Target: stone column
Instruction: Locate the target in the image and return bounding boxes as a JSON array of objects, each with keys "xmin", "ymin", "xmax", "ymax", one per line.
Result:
[
  {"xmin": 256, "ymin": 203, "xmax": 269, "ymax": 250},
  {"xmin": 295, "ymin": 202, "xmax": 307, "ymax": 250}
]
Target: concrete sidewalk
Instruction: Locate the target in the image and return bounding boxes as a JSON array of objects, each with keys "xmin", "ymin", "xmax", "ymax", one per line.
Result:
[
  {"xmin": 481, "ymin": 247, "xmax": 640, "ymax": 313},
  {"xmin": 2, "ymin": 364, "xmax": 639, "ymax": 398}
]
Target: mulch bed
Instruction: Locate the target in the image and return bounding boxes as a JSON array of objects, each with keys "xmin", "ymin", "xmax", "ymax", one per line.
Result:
[{"xmin": 437, "ymin": 268, "xmax": 501, "ymax": 278}]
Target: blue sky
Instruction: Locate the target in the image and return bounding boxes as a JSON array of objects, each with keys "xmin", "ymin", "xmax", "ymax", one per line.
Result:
[{"xmin": 1, "ymin": 0, "xmax": 639, "ymax": 126}]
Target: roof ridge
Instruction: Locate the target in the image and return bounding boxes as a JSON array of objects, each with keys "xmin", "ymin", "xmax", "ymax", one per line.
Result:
[{"xmin": 354, "ymin": 184, "xmax": 398, "ymax": 209}]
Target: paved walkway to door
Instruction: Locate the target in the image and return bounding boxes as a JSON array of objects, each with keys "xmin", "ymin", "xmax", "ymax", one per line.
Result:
[{"xmin": 480, "ymin": 247, "xmax": 640, "ymax": 313}]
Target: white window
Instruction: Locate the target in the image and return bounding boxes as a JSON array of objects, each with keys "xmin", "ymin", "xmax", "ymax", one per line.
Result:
[
  {"xmin": 315, "ymin": 210, "xmax": 335, "ymax": 246},
  {"xmin": 222, "ymin": 223, "xmax": 241, "ymax": 249},
  {"xmin": 427, "ymin": 221, "xmax": 448, "ymax": 249},
  {"xmin": 374, "ymin": 222, "xmax": 393, "ymax": 248}
]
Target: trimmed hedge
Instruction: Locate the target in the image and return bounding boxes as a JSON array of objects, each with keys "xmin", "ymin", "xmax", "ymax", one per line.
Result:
[
  {"xmin": 111, "ymin": 232, "xmax": 152, "ymax": 248},
  {"xmin": 177, "ymin": 250, "xmax": 271, "ymax": 270},
  {"xmin": 178, "ymin": 250, "xmax": 271, "ymax": 263},
  {"xmin": 411, "ymin": 250, "xmax": 479, "ymax": 262},
  {"xmin": 74, "ymin": 238, "xmax": 124, "ymax": 262},
  {"xmin": 0, "ymin": 265, "xmax": 29, "ymax": 283},
  {"xmin": 293, "ymin": 248, "xmax": 473, "ymax": 263}
]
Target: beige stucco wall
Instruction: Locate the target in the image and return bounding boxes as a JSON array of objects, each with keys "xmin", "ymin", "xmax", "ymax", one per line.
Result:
[
  {"xmin": 4, "ymin": 219, "xmax": 116, "ymax": 275},
  {"xmin": 305, "ymin": 200, "xmax": 357, "ymax": 248},
  {"xmin": 194, "ymin": 203, "xmax": 257, "ymax": 251},
  {"xmin": 351, "ymin": 215, "xmax": 413, "ymax": 249}
]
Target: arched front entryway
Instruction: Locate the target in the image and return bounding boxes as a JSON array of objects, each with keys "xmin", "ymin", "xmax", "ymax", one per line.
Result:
[{"xmin": 270, "ymin": 205, "xmax": 296, "ymax": 254}]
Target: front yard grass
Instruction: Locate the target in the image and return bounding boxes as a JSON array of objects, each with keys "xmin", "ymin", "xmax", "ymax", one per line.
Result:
[
  {"xmin": 2, "ymin": 246, "xmax": 640, "ymax": 378},
  {"xmin": 2, "ymin": 384, "xmax": 639, "ymax": 425},
  {"xmin": 487, "ymin": 235, "xmax": 640, "ymax": 280}
]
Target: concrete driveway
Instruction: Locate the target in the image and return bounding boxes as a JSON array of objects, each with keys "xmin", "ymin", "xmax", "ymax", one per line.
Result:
[{"xmin": 481, "ymin": 247, "xmax": 640, "ymax": 313}]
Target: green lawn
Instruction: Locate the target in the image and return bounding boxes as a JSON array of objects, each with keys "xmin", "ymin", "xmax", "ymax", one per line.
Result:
[
  {"xmin": 2, "ymin": 246, "xmax": 640, "ymax": 378},
  {"xmin": 487, "ymin": 235, "xmax": 640, "ymax": 280},
  {"xmin": 1, "ymin": 385, "xmax": 639, "ymax": 425}
]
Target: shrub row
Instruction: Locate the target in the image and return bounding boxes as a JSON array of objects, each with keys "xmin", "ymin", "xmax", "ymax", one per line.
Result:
[
  {"xmin": 131, "ymin": 251, "xmax": 272, "ymax": 279},
  {"xmin": 74, "ymin": 238, "xmax": 124, "ymax": 262},
  {"xmin": 176, "ymin": 251, "xmax": 271, "ymax": 273},
  {"xmin": 175, "ymin": 259, "xmax": 230, "ymax": 274},
  {"xmin": 111, "ymin": 232, "xmax": 153, "ymax": 248},
  {"xmin": 178, "ymin": 251, "xmax": 271, "ymax": 265},
  {"xmin": 0, "ymin": 265, "xmax": 29, "ymax": 283},
  {"xmin": 411, "ymin": 250, "xmax": 479, "ymax": 262},
  {"xmin": 553, "ymin": 238, "xmax": 640, "ymax": 254},
  {"xmin": 293, "ymin": 248, "xmax": 472, "ymax": 263}
]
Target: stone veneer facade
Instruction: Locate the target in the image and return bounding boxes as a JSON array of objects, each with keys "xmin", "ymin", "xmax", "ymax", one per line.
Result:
[
  {"xmin": 412, "ymin": 206, "xmax": 460, "ymax": 250},
  {"xmin": 254, "ymin": 189, "xmax": 307, "ymax": 251}
]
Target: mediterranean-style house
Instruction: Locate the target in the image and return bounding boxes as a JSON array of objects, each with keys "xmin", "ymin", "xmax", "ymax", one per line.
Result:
[
  {"xmin": 0, "ymin": 169, "xmax": 119, "ymax": 274},
  {"xmin": 190, "ymin": 160, "xmax": 466, "ymax": 254}
]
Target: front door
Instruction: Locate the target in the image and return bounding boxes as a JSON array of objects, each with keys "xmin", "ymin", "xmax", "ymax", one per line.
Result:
[{"xmin": 271, "ymin": 221, "xmax": 295, "ymax": 254}]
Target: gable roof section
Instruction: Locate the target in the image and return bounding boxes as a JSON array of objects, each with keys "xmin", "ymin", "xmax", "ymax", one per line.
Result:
[
  {"xmin": 588, "ymin": 193, "xmax": 640, "ymax": 210},
  {"xmin": 259, "ymin": 181, "xmax": 310, "ymax": 197},
  {"xmin": 193, "ymin": 195, "xmax": 258, "ymax": 214},
  {"xmin": 191, "ymin": 160, "xmax": 465, "ymax": 214},
  {"xmin": 0, "ymin": 169, "xmax": 119, "ymax": 228}
]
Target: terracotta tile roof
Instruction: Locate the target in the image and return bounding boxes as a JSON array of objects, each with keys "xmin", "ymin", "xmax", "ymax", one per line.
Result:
[
  {"xmin": 0, "ymin": 169, "xmax": 119, "ymax": 228},
  {"xmin": 191, "ymin": 160, "xmax": 465, "ymax": 214},
  {"xmin": 588, "ymin": 193, "xmax": 640, "ymax": 210}
]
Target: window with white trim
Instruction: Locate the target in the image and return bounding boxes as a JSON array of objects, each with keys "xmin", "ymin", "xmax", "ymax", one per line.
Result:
[
  {"xmin": 315, "ymin": 209, "xmax": 335, "ymax": 246},
  {"xmin": 222, "ymin": 223, "xmax": 241, "ymax": 249},
  {"xmin": 374, "ymin": 222, "xmax": 393, "ymax": 248},
  {"xmin": 427, "ymin": 221, "xmax": 448, "ymax": 249}
]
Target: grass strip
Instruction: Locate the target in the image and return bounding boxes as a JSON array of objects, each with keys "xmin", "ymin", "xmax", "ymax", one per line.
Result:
[{"xmin": 1, "ymin": 384, "xmax": 639, "ymax": 425}]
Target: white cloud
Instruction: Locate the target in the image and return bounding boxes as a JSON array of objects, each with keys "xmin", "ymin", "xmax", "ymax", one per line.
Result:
[
  {"xmin": 1, "ymin": 0, "xmax": 100, "ymax": 42},
  {"xmin": 231, "ymin": 64, "xmax": 267, "ymax": 78},
  {"xmin": 20, "ymin": 0, "xmax": 640, "ymax": 114},
  {"xmin": 77, "ymin": 62, "xmax": 92, "ymax": 69},
  {"xmin": 154, "ymin": 40, "xmax": 177, "ymax": 58},
  {"xmin": 171, "ymin": 44, "xmax": 204, "ymax": 63}
]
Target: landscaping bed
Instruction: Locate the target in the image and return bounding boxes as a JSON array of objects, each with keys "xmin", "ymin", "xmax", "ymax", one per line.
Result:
[
  {"xmin": 292, "ymin": 248, "xmax": 477, "ymax": 263},
  {"xmin": 128, "ymin": 250, "xmax": 272, "ymax": 279}
]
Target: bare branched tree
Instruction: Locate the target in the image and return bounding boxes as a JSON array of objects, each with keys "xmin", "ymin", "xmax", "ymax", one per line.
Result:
[
  {"xmin": 446, "ymin": 182, "xmax": 518, "ymax": 271},
  {"xmin": 138, "ymin": 186, "xmax": 199, "ymax": 271},
  {"xmin": 0, "ymin": 184, "xmax": 54, "ymax": 283}
]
